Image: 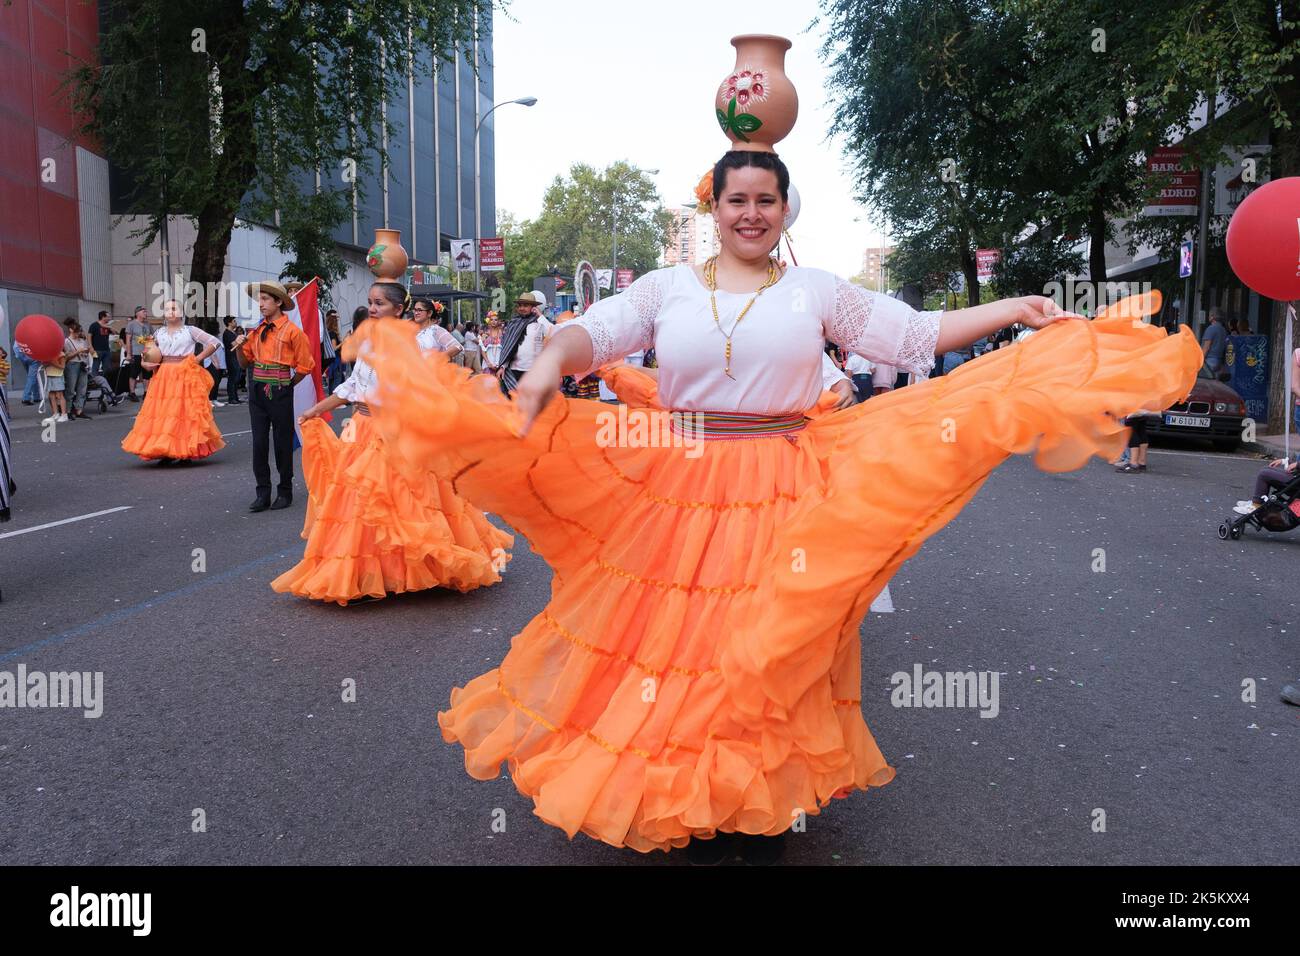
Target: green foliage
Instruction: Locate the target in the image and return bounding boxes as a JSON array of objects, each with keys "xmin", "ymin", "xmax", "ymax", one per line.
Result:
[
  {"xmin": 498, "ymin": 163, "xmax": 671, "ymax": 303},
  {"xmin": 68, "ymin": 0, "xmax": 494, "ymax": 297},
  {"xmin": 821, "ymin": 0, "xmax": 1299, "ymax": 302}
]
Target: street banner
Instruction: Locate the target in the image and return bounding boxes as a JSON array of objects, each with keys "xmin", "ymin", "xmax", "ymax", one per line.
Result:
[
  {"xmin": 289, "ymin": 277, "xmax": 329, "ymax": 446},
  {"xmin": 596, "ymin": 269, "xmax": 613, "ymax": 290},
  {"xmin": 479, "ymin": 237, "xmax": 505, "ymax": 272},
  {"xmin": 1142, "ymin": 146, "xmax": 1199, "ymax": 216},
  {"xmin": 1226, "ymin": 334, "xmax": 1268, "ymax": 426},
  {"xmin": 616, "ymin": 269, "xmax": 634, "ymax": 290},
  {"xmin": 1214, "ymin": 144, "xmax": 1271, "ymax": 215},
  {"xmin": 1178, "ymin": 240, "xmax": 1194, "ymax": 278},
  {"xmin": 450, "ymin": 239, "xmax": 476, "ymax": 272},
  {"xmin": 975, "ymin": 249, "xmax": 1001, "ymax": 282}
]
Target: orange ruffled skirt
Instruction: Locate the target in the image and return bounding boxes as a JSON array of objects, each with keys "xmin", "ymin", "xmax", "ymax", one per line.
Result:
[
  {"xmin": 353, "ymin": 310, "xmax": 1201, "ymax": 852},
  {"xmin": 120, "ymin": 356, "xmax": 225, "ymax": 461},
  {"xmin": 271, "ymin": 413, "xmax": 513, "ymax": 605}
]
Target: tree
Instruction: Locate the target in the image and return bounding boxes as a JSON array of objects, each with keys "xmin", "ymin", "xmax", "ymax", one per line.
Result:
[
  {"xmin": 822, "ymin": 0, "xmax": 1052, "ymax": 306},
  {"xmin": 1135, "ymin": 0, "xmax": 1300, "ymax": 430},
  {"xmin": 497, "ymin": 163, "xmax": 671, "ymax": 304},
  {"xmin": 69, "ymin": 0, "xmax": 492, "ymax": 313}
]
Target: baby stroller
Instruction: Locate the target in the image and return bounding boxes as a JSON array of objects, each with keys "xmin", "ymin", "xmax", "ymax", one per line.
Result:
[
  {"xmin": 1218, "ymin": 469, "xmax": 1300, "ymax": 540},
  {"xmin": 84, "ymin": 366, "xmax": 123, "ymax": 413}
]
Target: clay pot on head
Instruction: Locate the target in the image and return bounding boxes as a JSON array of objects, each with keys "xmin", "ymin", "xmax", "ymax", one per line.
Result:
[
  {"xmin": 366, "ymin": 228, "xmax": 409, "ymax": 280},
  {"xmin": 715, "ymin": 34, "xmax": 798, "ymax": 153}
]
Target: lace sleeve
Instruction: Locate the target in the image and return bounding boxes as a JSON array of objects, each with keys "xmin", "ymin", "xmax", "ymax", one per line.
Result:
[
  {"xmin": 188, "ymin": 325, "xmax": 222, "ymax": 350},
  {"xmin": 569, "ymin": 271, "xmax": 664, "ymax": 375},
  {"xmin": 827, "ymin": 278, "xmax": 942, "ymax": 379}
]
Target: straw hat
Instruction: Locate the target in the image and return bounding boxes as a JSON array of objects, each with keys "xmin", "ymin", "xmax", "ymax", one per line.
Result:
[{"xmin": 247, "ymin": 280, "xmax": 296, "ymax": 312}]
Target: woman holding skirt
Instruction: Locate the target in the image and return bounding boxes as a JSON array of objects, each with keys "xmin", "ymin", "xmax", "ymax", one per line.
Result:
[
  {"xmin": 271, "ymin": 280, "xmax": 512, "ymax": 606},
  {"xmin": 355, "ymin": 150, "xmax": 1201, "ymax": 862},
  {"xmin": 121, "ymin": 300, "xmax": 225, "ymax": 464}
]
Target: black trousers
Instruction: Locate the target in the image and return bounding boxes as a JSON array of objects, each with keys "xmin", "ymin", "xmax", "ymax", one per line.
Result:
[
  {"xmin": 224, "ymin": 351, "xmax": 241, "ymax": 403},
  {"xmin": 249, "ymin": 377, "xmax": 295, "ymax": 496}
]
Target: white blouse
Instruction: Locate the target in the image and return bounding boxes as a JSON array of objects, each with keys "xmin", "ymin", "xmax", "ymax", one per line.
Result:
[
  {"xmin": 821, "ymin": 352, "xmax": 849, "ymax": 390},
  {"xmin": 416, "ymin": 324, "xmax": 460, "ymax": 353},
  {"xmin": 336, "ymin": 321, "xmax": 449, "ymax": 404},
  {"xmin": 570, "ymin": 265, "xmax": 942, "ymax": 415},
  {"xmin": 154, "ymin": 324, "xmax": 221, "ymax": 357}
]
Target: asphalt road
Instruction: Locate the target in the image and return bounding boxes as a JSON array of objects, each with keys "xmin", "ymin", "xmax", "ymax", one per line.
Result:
[{"xmin": 0, "ymin": 394, "xmax": 1295, "ymax": 866}]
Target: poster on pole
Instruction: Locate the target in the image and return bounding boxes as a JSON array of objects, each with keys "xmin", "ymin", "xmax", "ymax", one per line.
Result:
[
  {"xmin": 616, "ymin": 269, "xmax": 634, "ymax": 290},
  {"xmin": 975, "ymin": 249, "xmax": 1001, "ymax": 282},
  {"xmin": 596, "ymin": 269, "xmax": 613, "ymax": 290},
  {"xmin": 1142, "ymin": 146, "xmax": 1198, "ymax": 216},
  {"xmin": 479, "ymin": 238, "xmax": 505, "ymax": 272},
  {"xmin": 450, "ymin": 238, "xmax": 476, "ymax": 272},
  {"xmin": 1178, "ymin": 240, "xmax": 1194, "ymax": 278}
]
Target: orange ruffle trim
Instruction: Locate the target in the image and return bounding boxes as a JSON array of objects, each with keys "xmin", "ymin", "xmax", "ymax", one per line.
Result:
[
  {"xmin": 351, "ymin": 308, "xmax": 1201, "ymax": 852},
  {"xmin": 120, "ymin": 356, "xmax": 225, "ymax": 460},
  {"xmin": 271, "ymin": 414, "xmax": 513, "ymax": 606}
]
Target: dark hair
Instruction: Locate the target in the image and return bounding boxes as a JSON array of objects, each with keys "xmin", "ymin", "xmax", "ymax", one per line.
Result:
[
  {"xmin": 370, "ymin": 281, "xmax": 410, "ymax": 317},
  {"xmin": 412, "ymin": 297, "xmax": 435, "ymax": 314},
  {"xmin": 351, "ymin": 306, "xmax": 368, "ymax": 330},
  {"xmin": 712, "ymin": 150, "xmax": 790, "ymax": 204},
  {"xmin": 98, "ymin": 310, "xmax": 109, "ymax": 320},
  {"xmin": 63, "ymin": 316, "xmax": 76, "ymax": 329}
]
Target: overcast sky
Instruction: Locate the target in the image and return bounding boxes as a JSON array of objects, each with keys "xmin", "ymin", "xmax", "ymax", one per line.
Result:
[{"xmin": 487, "ymin": 0, "xmax": 883, "ymax": 278}]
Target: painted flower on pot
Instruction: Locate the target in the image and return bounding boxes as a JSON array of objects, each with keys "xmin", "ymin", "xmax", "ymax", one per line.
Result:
[
  {"xmin": 721, "ymin": 69, "xmax": 767, "ymax": 108},
  {"xmin": 717, "ymin": 68, "xmax": 767, "ymax": 142},
  {"xmin": 366, "ymin": 243, "xmax": 387, "ymax": 273}
]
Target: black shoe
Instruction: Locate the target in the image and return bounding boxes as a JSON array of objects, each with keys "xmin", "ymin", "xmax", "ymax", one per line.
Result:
[
  {"xmin": 76, "ymin": 411, "xmax": 93, "ymax": 420},
  {"xmin": 685, "ymin": 833, "xmax": 735, "ymax": 866},
  {"xmin": 249, "ymin": 495, "xmax": 272, "ymax": 512},
  {"xmin": 228, "ymin": 400, "xmax": 243, "ymax": 405},
  {"xmin": 738, "ymin": 833, "xmax": 787, "ymax": 866},
  {"xmin": 21, "ymin": 400, "xmax": 34, "ymax": 406},
  {"xmin": 156, "ymin": 457, "xmax": 175, "ymax": 467},
  {"xmin": 127, "ymin": 393, "xmax": 138, "ymax": 402},
  {"xmin": 270, "ymin": 493, "xmax": 293, "ymax": 510}
]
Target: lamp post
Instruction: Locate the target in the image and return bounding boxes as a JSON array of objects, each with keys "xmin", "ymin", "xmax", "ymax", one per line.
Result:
[
  {"xmin": 474, "ymin": 96, "xmax": 537, "ymax": 322},
  {"xmin": 610, "ymin": 166, "xmax": 659, "ymax": 296}
]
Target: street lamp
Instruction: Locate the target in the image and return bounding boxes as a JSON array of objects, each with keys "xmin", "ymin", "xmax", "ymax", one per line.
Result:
[
  {"xmin": 474, "ymin": 96, "xmax": 537, "ymax": 320},
  {"xmin": 611, "ymin": 166, "xmax": 659, "ymax": 296}
]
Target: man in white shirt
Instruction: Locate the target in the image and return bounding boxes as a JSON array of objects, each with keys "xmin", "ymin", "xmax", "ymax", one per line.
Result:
[
  {"xmin": 844, "ymin": 352, "xmax": 895, "ymax": 401},
  {"xmin": 497, "ymin": 291, "xmax": 553, "ymax": 395}
]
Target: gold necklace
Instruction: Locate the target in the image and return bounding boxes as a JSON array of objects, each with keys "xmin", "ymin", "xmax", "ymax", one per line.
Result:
[{"xmin": 704, "ymin": 255, "xmax": 781, "ymax": 379}]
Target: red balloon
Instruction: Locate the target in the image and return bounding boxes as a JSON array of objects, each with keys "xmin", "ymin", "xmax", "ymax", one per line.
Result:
[
  {"xmin": 1226, "ymin": 176, "xmax": 1300, "ymax": 301},
  {"xmin": 14, "ymin": 314, "xmax": 64, "ymax": 363}
]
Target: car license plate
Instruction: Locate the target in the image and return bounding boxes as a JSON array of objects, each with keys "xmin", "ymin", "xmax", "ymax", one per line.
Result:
[{"xmin": 1164, "ymin": 414, "xmax": 1210, "ymax": 427}]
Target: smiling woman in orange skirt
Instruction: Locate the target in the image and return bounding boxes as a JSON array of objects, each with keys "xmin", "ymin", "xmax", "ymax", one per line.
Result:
[
  {"xmin": 120, "ymin": 300, "xmax": 225, "ymax": 465},
  {"xmin": 270, "ymin": 279, "xmax": 512, "ymax": 606},
  {"xmin": 355, "ymin": 149, "xmax": 1200, "ymax": 863}
]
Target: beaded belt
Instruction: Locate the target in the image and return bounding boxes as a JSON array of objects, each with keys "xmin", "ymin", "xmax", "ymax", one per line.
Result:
[
  {"xmin": 160, "ymin": 355, "xmax": 185, "ymax": 364},
  {"xmin": 351, "ymin": 401, "xmax": 372, "ymax": 416},
  {"xmin": 251, "ymin": 362, "xmax": 293, "ymax": 384},
  {"xmin": 669, "ymin": 410, "xmax": 809, "ymax": 441}
]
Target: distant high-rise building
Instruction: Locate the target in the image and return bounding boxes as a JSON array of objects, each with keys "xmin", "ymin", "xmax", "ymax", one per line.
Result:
[
  {"xmin": 861, "ymin": 245, "xmax": 895, "ymax": 292},
  {"xmin": 665, "ymin": 208, "xmax": 698, "ymax": 266}
]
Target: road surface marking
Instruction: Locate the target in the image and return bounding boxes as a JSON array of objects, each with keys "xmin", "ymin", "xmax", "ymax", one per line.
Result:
[
  {"xmin": 0, "ymin": 549, "xmax": 294, "ymax": 663},
  {"xmin": 0, "ymin": 506, "xmax": 133, "ymax": 540}
]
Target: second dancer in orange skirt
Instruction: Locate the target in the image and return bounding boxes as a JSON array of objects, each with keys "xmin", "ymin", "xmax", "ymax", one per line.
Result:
[
  {"xmin": 271, "ymin": 279, "xmax": 512, "ymax": 605},
  {"xmin": 120, "ymin": 299, "xmax": 225, "ymax": 464}
]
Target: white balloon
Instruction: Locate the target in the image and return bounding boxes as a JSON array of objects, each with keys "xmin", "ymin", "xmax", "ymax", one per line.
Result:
[{"xmin": 784, "ymin": 183, "xmax": 801, "ymax": 229}]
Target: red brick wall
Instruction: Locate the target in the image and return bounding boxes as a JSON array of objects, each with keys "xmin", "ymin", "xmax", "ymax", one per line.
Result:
[{"xmin": 0, "ymin": 0, "xmax": 100, "ymax": 296}]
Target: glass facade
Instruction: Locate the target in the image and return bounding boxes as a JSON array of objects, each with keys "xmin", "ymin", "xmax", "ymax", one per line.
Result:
[{"xmin": 338, "ymin": 19, "xmax": 495, "ymax": 264}]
